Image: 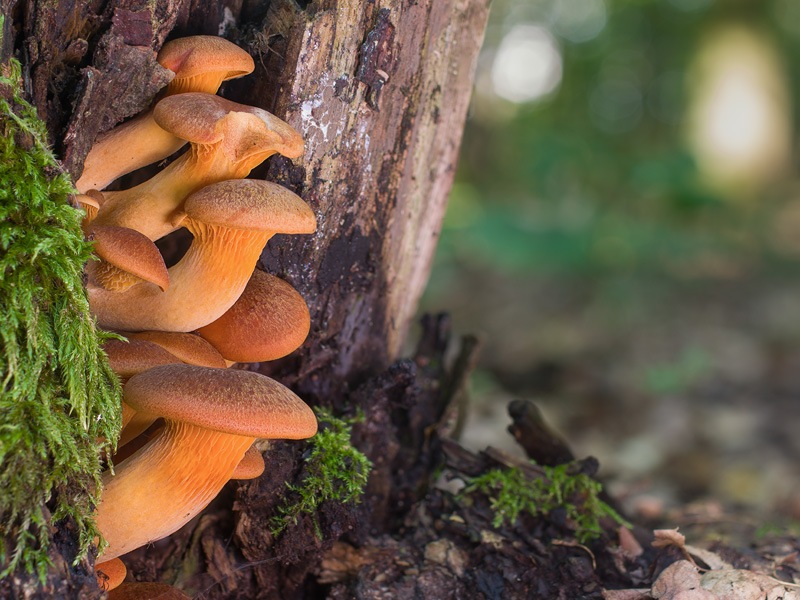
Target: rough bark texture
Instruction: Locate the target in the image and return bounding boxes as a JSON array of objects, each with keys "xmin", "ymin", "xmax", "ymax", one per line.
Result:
[{"xmin": 3, "ymin": 0, "xmax": 491, "ymax": 598}]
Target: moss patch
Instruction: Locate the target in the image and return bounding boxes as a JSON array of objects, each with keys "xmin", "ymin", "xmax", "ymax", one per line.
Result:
[
  {"xmin": 0, "ymin": 59, "xmax": 121, "ymax": 581},
  {"xmin": 460, "ymin": 462, "xmax": 630, "ymax": 544},
  {"xmin": 270, "ymin": 407, "xmax": 371, "ymax": 537}
]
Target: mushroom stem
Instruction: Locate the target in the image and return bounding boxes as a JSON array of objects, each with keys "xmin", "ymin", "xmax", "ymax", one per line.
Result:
[
  {"xmin": 88, "ymin": 225, "xmax": 272, "ymax": 332},
  {"xmin": 75, "ymin": 36, "xmax": 254, "ymax": 193},
  {"xmin": 76, "ymin": 116, "xmax": 182, "ymax": 194},
  {"xmin": 91, "ymin": 95, "xmax": 303, "ymax": 242},
  {"xmin": 91, "ymin": 143, "xmax": 246, "ymax": 242},
  {"xmin": 97, "ymin": 420, "xmax": 253, "ymax": 561}
]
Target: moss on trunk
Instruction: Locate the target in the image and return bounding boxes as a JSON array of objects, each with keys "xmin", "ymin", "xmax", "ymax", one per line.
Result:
[{"xmin": 0, "ymin": 58, "xmax": 122, "ymax": 582}]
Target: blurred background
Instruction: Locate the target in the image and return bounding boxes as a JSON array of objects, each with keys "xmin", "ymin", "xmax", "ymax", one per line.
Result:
[{"xmin": 417, "ymin": 0, "xmax": 800, "ymax": 530}]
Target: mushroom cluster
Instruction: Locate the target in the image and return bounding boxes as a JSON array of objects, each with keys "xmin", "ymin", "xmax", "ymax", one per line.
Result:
[{"xmin": 76, "ymin": 35, "xmax": 318, "ymax": 594}]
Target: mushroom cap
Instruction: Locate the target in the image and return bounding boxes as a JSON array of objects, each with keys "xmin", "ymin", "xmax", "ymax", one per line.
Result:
[
  {"xmin": 197, "ymin": 269, "xmax": 310, "ymax": 362},
  {"xmin": 95, "ymin": 558, "xmax": 127, "ymax": 591},
  {"xmin": 88, "ymin": 226, "xmax": 169, "ymax": 292},
  {"xmin": 153, "ymin": 93, "xmax": 304, "ymax": 159},
  {"xmin": 157, "ymin": 36, "xmax": 254, "ymax": 86},
  {"xmin": 76, "ymin": 191, "xmax": 102, "ymax": 212},
  {"xmin": 102, "ymin": 338, "xmax": 182, "ymax": 381},
  {"xmin": 108, "ymin": 582, "xmax": 191, "ymax": 600},
  {"xmin": 183, "ymin": 179, "xmax": 316, "ymax": 234},
  {"xmin": 129, "ymin": 331, "xmax": 226, "ymax": 369},
  {"xmin": 124, "ymin": 364, "xmax": 317, "ymax": 439},
  {"xmin": 231, "ymin": 444, "xmax": 265, "ymax": 479}
]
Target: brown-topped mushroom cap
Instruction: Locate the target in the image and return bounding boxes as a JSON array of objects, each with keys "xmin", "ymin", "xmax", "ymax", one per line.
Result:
[
  {"xmin": 158, "ymin": 36, "xmax": 254, "ymax": 95},
  {"xmin": 154, "ymin": 93, "xmax": 303, "ymax": 159},
  {"xmin": 231, "ymin": 444, "xmax": 265, "ymax": 479},
  {"xmin": 96, "ymin": 365, "xmax": 315, "ymax": 560},
  {"xmin": 197, "ymin": 269, "xmax": 310, "ymax": 363},
  {"xmin": 125, "ymin": 364, "xmax": 316, "ymax": 439},
  {"xmin": 129, "ymin": 331, "xmax": 226, "ymax": 369},
  {"xmin": 87, "ymin": 226, "xmax": 169, "ymax": 292},
  {"xmin": 95, "ymin": 558, "xmax": 127, "ymax": 592},
  {"xmin": 181, "ymin": 179, "xmax": 316, "ymax": 233},
  {"xmin": 102, "ymin": 338, "xmax": 181, "ymax": 382}
]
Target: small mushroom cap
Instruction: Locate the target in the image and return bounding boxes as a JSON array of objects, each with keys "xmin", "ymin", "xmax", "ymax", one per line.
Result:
[
  {"xmin": 153, "ymin": 93, "xmax": 304, "ymax": 158},
  {"xmin": 76, "ymin": 192, "xmax": 101, "ymax": 212},
  {"xmin": 108, "ymin": 582, "xmax": 191, "ymax": 600},
  {"xmin": 183, "ymin": 179, "xmax": 316, "ymax": 234},
  {"xmin": 231, "ymin": 444, "xmax": 265, "ymax": 479},
  {"xmin": 197, "ymin": 269, "xmax": 310, "ymax": 363},
  {"xmin": 124, "ymin": 364, "xmax": 317, "ymax": 439},
  {"xmin": 102, "ymin": 338, "xmax": 182, "ymax": 381},
  {"xmin": 95, "ymin": 558, "xmax": 126, "ymax": 591},
  {"xmin": 129, "ymin": 331, "xmax": 226, "ymax": 369},
  {"xmin": 88, "ymin": 226, "xmax": 169, "ymax": 292},
  {"xmin": 157, "ymin": 36, "xmax": 254, "ymax": 87}
]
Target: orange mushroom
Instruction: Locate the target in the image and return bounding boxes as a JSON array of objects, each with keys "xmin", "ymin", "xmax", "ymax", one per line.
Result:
[
  {"xmin": 95, "ymin": 557, "xmax": 127, "ymax": 591},
  {"xmin": 76, "ymin": 36, "xmax": 254, "ymax": 193},
  {"xmin": 197, "ymin": 268, "xmax": 311, "ymax": 365},
  {"xmin": 88, "ymin": 179, "xmax": 316, "ymax": 333},
  {"xmin": 128, "ymin": 331, "xmax": 226, "ymax": 369},
  {"xmin": 91, "ymin": 93, "xmax": 304, "ymax": 242},
  {"xmin": 113, "ymin": 332, "xmax": 227, "ymax": 447},
  {"xmin": 76, "ymin": 190, "xmax": 104, "ymax": 231},
  {"xmin": 86, "ymin": 226, "xmax": 169, "ymax": 294},
  {"xmin": 231, "ymin": 444, "xmax": 266, "ymax": 480},
  {"xmin": 95, "ymin": 364, "xmax": 317, "ymax": 561}
]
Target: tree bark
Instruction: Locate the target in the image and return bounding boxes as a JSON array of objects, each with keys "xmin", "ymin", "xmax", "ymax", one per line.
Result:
[{"xmin": 2, "ymin": 0, "xmax": 490, "ymax": 598}]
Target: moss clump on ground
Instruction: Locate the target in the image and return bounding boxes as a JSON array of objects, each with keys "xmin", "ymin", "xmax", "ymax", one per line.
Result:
[
  {"xmin": 0, "ymin": 60, "xmax": 122, "ymax": 581},
  {"xmin": 461, "ymin": 461, "xmax": 630, "ymax": 544},
  {"xmin": 270, "ymin": 407, "xmax": 371, "ymax": 537}
]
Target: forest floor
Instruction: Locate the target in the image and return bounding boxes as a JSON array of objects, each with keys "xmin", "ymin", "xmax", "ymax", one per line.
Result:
[{"xmin": 404, "ymin": 264, "xmax": 800, "ymax": 599}]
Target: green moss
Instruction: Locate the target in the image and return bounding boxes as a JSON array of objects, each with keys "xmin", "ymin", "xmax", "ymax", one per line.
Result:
[
  {"xmin": 460, "ymin": 462, "xmax": 630, "ymax": 544},
  {"xmin": 270, "ymin": 407, "xmax": 371, "ymax": 537},
  {"xmin": 0, "ymin": 59, "xmax": 122, "ymax": 581}
]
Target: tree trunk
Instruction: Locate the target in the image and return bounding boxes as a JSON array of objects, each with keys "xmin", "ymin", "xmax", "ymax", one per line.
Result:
[{"xmin": 2, "ymin": 0, "xmax": 490, "ymax": 598}]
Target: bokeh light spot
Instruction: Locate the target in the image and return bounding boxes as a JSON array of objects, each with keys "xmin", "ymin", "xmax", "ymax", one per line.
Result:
[{"xmin": 491, "ymin": 24, "xmax": 563, "ymax": 104}]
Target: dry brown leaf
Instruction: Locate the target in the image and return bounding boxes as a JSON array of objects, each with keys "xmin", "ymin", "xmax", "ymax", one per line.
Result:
[
  {"xmin": 653, "ymin": 529, "xmax": 687, "ymax": 550},
  {"xmin": 652, "ymin": 560, "xmax": 702, "ymax": 599},
  {"xmin": 671, "ymin": 591, "xmax": 720, "ymax": 600},
  {"xmin": 701, "ymin": 569, "xmax": 800, "ymax": 600},
  {"xmin": 684, "ymin": 545, "xmax": 733, "ymax": 571}
]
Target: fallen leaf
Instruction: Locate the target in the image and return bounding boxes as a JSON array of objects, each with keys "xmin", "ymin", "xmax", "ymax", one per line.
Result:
[
  {"xmin": 652, "ymin": 560, "xmax": 702, "ymax": 599},
  {"xmin": 653, "ymin": 529, "xmax": 687, "ymax": 550}
]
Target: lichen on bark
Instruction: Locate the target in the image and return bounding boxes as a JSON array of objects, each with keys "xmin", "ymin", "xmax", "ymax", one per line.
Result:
[{"xmin": 0, "ymin": 58, "xmax": 122, "ymax": 582}]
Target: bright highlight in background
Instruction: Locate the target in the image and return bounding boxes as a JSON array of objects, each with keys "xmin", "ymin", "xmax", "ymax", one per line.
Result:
[
  {"xmin": 687, "ymin": 25, "xmax": 791, "ymax": 195},
  {"xmin": 491, "ymin": 24, "xmax": 563, "ymax": 104},
  {"xmin": 551, "ymin": 0, "xmax": 607, "ymax": 43}
]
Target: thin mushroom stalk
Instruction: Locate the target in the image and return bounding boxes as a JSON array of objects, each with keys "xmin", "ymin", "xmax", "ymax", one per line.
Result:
[
  {"xmin": 75, "ymin": 36, "xmax": 254, "ymax": 193},
  {"xmin": 88, "ymin": 179, "xmax": 316, "ymax": 332},
  {"xmin": 91, "ymin": 93, "xmax": 304, "ymax": 242}
]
